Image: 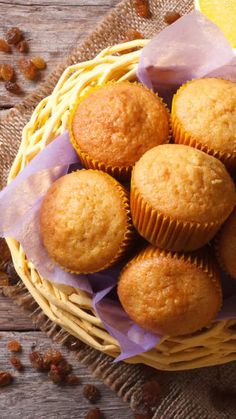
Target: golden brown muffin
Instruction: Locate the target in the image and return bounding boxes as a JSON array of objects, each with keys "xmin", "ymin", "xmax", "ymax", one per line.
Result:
[
  {"xmin": 118, "ymin": 246, "xmax": 222, "ymax": 336},
  {"xmin": 131, "ymin": 144, "xmax": 235, "ymax": 251},
  {"xmin": 40, "ymin": 170, "xmax": 133, "ymax": 274},
  {"xmin": 216, "ymin": 207, "xmax": 236, "ymax": 279},
  {"xmin": 69, "ymin": 82, "xmax": 170, "ymax": 180},
  {"xmin": 172, "ymin": 78, "xmax": 236, "ymax": 170}
]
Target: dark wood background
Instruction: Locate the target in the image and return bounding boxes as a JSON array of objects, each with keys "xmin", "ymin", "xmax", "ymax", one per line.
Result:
[{"xmin": 0, "ymin": 1, "xmax": 133, "ymax": 417}]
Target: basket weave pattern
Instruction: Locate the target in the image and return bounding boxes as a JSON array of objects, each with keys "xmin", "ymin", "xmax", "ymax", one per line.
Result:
[{"xmin": 5, "ymin": 38, "xmax": 236, "ymax": 371}]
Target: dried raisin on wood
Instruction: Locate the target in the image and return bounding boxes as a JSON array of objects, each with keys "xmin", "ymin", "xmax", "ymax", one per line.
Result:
[
  {"xmin": 1, "ymin": 64, "xmax": 14, "ymax": 81},
  {"xmin": 85, "ymin": 408, "xmax": 103, "ymax": 419},
  {"xmin": 9, "ymin": 356, "xmax": 24, "ymax": 371},
  {"xmin": 18, "ymin": 58, "xmax": 38, "ymax": 80},
  {"xmin": 31, "ymin": 56, "xmax": 46, "ymax": 70},
  {"xmin": 133, "ymin": 0, "xmax": 150, "ymax": 18},
  {"xmin": 0, "ymin": 38, "xmax": 11, "ymax": 52},
  {"xmin": 6, "ymin": 27, "xmax": 22, "ymax": 45},
  {"xmin": 65, "ymin": 374, "xmax": 80, "ymax": 386},
  {"xmin": 43, "ymin": 348, "xmax": 63, "ymax": 369},
  {"xmin": 29, "ymin": 351, "xmax": 45, "ymax": 371},
  {"xmin": 5, "ymin": 81, "xmax": 21, "ymax": 95},
  {"xmin": 83, "ymin": 384, "xmax": 101, "ymax": 404},
  {"xmin": 164, "ymin": 11, "xmax": 181, "ymax": 25},
  {"xmin": 48, "ymin": 364, "xmax": 64, "ymax": 384},
  {"xmin": 0, "ymin": 371, "xmax": 13, "ymax": 387},
  {"xmin": 16, "ymin": 40, "xmax": 29, "ymax": 53},
  {"xmin": 7, "ymin": 340, "xmax": 22, "ymax": 352}
]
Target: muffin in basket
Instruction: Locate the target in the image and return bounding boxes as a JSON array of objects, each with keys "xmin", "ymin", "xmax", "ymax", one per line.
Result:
[
  {"xmin": 215, "ymin": 207, "xmax": 236, "ymax": 279},
  {"xmin": 171, "ymin": 78, "xmax": 236, "ymax": 170},
  {"xmin": 40, "ymin": 170, "xmax": 133, "ymax": 274},
  {"xmin": 131, "ymin": 144, "xmax": 235, "ymax": 252},
  {"xmin": 118, "ymin": 246, "xmax": 222, "ymax": 336},
  {"xmin": 69, "ymin": 82, "xmax": 170, "ymax": 180}
]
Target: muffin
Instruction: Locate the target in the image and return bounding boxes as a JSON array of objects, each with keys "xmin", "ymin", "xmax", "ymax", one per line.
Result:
[
  {"xmin": 131, "ymin": 144, "xmax": 235, "ymax": 251},
  {"xmin": 40, "ymin": 170, "xmax": 133, "ymax": 274},
  {"xmin": 172, "ymin": 78, "xmax": 236, "ymax": 170},
  {"xmin": 118, "ymin": 246, "xmax": 222, "ymax": 336},
  {"xmin": 69, "ymin": 82, "xmax": 170, "ymax": 180},
  {"xmin": 215, "ymin": 207, "xmax": 236, "ymax": 279}
]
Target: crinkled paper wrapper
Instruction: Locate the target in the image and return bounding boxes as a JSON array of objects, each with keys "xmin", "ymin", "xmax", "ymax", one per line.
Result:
[{"xmin": 1, "ymin": 11, "xmax": 236, "ymax": 361}]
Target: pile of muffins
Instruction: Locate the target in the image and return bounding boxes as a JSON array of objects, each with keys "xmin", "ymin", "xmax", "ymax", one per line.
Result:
[{"xmin": 40, "ymin": 78, "xmax": 236, "ymax": 338}]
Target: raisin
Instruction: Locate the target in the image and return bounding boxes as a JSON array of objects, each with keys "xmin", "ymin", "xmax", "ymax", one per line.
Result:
[
  {"xmin": 83, "ymin": 384, "xmax": 101, "ymax": 404},
  {"xmin": 29, "ymin": 351, "xmax": 44, "ymax": 371},
  {"xmin": 0, "ymin": 371, "xmax": 13, "ymax": 387},
  {"xmin": 5, "ymin": 81, "xmax": 21, "ymax": 95},
  {"xmin": 56, "ymin": 359, "xmax": 72, "ymax": 376},
  {"xmin": 65, "ymin": 374, "xmax": 80, "ymax": 386},
  {"xmin": 0, "ymin": 38, "xmax": 11, "ymax": 52},
  {"xmin": 7, "ymin": 340, "xmax": 22, "ymax": 353},
  {"xmin": 142, "ymin": 380, "xmax": 162, "ymax": 407},
  {"xmin": 48, "ymin": 365, "xmax": 64, "ymax": 384},
  {"xmin": 85, "ymin": 408, "xmax": 103, "ymax": 419},
  {"xmin": 16, "ymin": 40, "xmax": 28, "ymax": 53},
  {"xmin": 31, "ymin": 56, "xmax": 46, "ymax": 70},
  {"xmin": 9, "ymin": 356, "xmax": 24, "ymax": 371},
  {"xmin": 43, "ymin": 348, "xmax": 63, "ymax": 369},
  {"xmin": 133, "ymin": 0, "xmax": 150, "ymax": 18},
  {"xmin": 1, "ymin": 64, "xmax": 14, "ymax": 81},
  {"xmin": 6, "ymin": 27, "xmax": 22, "ymax": 45},
  {"xmin": 164, "ymin": 11, "xmax": 181, "ymax": 25},
  {"xmin": 18, "ymin": 58, "xmax": 38, "ymax": 80}
]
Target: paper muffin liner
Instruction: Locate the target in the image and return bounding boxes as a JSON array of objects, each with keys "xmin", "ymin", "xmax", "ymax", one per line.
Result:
[
  {"xmin": 49, "ymin": 170, "xmax": 135, "ymax": 275},
  {"xmin": 69, "ymin": 81, "xmax": 171, "ymax": 181},
  {"xmin": 130, "ymin": 179, "xmax": 222, "ymax": 252},
  {"xmin": 171, "ymin": 82, "xmax": 236, "ymax": 172}
]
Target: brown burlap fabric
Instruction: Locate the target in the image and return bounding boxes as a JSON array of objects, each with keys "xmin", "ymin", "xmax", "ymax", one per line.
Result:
[{"xmin": 0, "ymin": 0, "xmax": 236, "ymax": 417}]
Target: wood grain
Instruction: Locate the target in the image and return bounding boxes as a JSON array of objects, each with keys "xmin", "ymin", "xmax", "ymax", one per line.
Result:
[
  {"xmin": 0, "ymin": 0, "xmax": 119, "ymax": 108},
  {"xmin": 0, "ymin": 331, "xmax": 132, "ymax": 419},
  {"xmin": 0, "ymin": 294, "xmax": 37, "ymax": 331}
]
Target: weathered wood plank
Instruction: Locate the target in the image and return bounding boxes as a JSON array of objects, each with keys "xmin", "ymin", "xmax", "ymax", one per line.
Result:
[
  {"xmin": 0, "ymin": 331, "xmax": 132, "ymax": 419},
  {"xmin": 0, "ymin": 0, "xmax": 120, "ymax": 108},
  {"xmin": 0, "ymin": 294, "xmax": 37, "ymax": 330}
]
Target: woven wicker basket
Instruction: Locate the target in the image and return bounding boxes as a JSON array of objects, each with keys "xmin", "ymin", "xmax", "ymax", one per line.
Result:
[{"xmin": 6, "ymin": 40, "xmax": 236, "ymax": 371}]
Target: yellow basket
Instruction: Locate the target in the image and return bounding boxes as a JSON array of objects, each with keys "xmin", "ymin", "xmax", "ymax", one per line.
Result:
[{"xmin": 6, "ymin": 40, "xmax": 236, "ymax": 371}]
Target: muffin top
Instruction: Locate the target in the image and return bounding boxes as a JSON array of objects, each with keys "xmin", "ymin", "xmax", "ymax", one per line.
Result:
[
  {"xmin": 71, "ymin": 82, "xmax": 170, "ymax": 167},
  {"xmin": 173, "ymin": 78, "xmax": 236, "ymax": 155},
  {"xmin": 40, "ymin": 170, "xmax": 130, "ymax": 274},
  {"xmin": 118, "ymin": 247, "xmax": 222, "ymax": 336},
  {"xmin": 217, "ymin": 207, "xmax": 236, "ymax": 279},
  {"xmin": 132, "ymin": 144, "xmax": 235, "ymax": 223}
]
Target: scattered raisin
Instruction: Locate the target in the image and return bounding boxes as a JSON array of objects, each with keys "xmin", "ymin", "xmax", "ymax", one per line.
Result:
[
  {"xmin": 48, "ymin": 364, "xmax": 64, "ymax": 384},
  {"xmin": 18, "ymin": 58, "xmax": 38, "ymax": 80},
  {"xmin": 85, "ymin": 408, "xmax": 103, "ymax": 419},
  {"xmin": 142, "ymin": 380, "xmax": 162, "ymax": 407},
  {"xmin": 9, "ymin": 356, "xmax": 24, "ymax": 371},
  {"xmin": 6, "ymin": 27, "xmax": 22, "ymax": 45},
  {"xmin": 0, "ymin": 38, "xmax": 11, "ymax": 52},
  {"xmin": 31, "ymin": 56, "xmax": 46, "ymax": 70},
  {"xmin": 0, "ymin": 371, "xmax": 13, "ymax": 387},
  {"xmin": 7, "ymin": 340, "xmax": 22, "ymax": 353},
  {"xmin": 55, "ymin": 359, "xmax": 72, "ymax": 376},
  {"xmin": 29, "ymin": 351, "xmax": 44, "ymax": 371},
  {"xmin": 43, "ymin": 348, "xmax": 63, "ymax": 369},
  {"xmin": 133, "ymin": 0, "xmax": 150, "ymax": 18},
  {"xmin": 83, "ymin": 384, "xmax": 101, "ymax": 404},
  {"xmin": 16, "ymin": 40, "xmax": 28, "ymax": 53},
  {"xmin": 65, "ymin": 374, "xmax": 80, "ymax": 386},
  {"xmin": 164, "ymin": 11, "xmax": 181, "ymax": 25},
  {"xmin": 1, "ymin": 64, "xmax": 14, "ymax": 81},
  {"xmin": 5, "ymin": 81, "xmax": 21, "ymax": 95}
]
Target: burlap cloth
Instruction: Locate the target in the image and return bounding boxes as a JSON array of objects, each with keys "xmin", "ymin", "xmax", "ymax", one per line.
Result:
[{"xmin": 0, "ymin": 0, "xmax": 236, "ymax": 417}]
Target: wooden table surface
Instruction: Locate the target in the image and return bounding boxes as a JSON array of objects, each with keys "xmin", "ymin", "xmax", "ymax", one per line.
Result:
[{"xmin": 0, "ymin": 1, "xmax": 133, "ymax": 418}]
